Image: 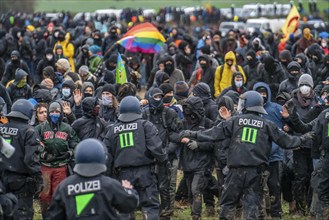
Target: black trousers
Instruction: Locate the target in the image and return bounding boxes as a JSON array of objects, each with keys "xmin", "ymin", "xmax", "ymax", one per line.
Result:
[
  {"xmin": 220, "ymin": 167, "xmax": 263, "ymax": 220},
  {"xmin": 267, "ymin": 161, "xmax": 283, "ymax": 218}
]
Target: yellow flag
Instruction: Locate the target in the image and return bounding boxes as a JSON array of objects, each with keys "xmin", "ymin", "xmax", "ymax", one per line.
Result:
[{"xmin": 281, "ymin": 5, "xmax": 300, "ymax": 42}]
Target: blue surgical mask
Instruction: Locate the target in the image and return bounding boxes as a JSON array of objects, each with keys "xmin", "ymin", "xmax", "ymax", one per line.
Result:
[
  {"xmin": 101, "ymin": 96, "xmax": 113, "ymax": 107},
  {"xmin": 49, "ymin": 113, "xmax": 60, "ymax": 124},
  {"xmin": 62, "ymin": 88, "xmax": 71, "ymax": 97}
]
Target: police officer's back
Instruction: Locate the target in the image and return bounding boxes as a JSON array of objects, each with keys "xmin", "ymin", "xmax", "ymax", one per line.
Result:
[
  {"xmin": 48, "ymin": 138, "xmax": 139, "ymax": 219},
  {"xmin": 180, "ymin": 91, "xmax": 313, "ymax": 219},
  {"xmin": 104, "ymin": 96, "xmax": 167, "ymax": 220},
  {"xmin": 0, "ymin": 99, "xmax": 43, "ymax": 220}
]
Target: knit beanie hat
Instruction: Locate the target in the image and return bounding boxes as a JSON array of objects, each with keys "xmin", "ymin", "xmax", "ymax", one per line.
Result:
[
  {"xmin": 102, "ymin": 84, "xmax": 116, "ymax": 95},
  {"xmin": 192, "ymin": 82, "xmax": 211, "ymax": 98},
  {"xmin": 174, "ymin": 81, "xmax": 189, "ymax": 98},
  {"xmin": 159, "ymin": 83, "xmax": 174, "ymax": 95},
  {"xmin": 49, "ymin": 102, "xmax": 61, "ymax": 112},
  {"xmin": 298, "ymin": 74, "xmax": 314, "ymax": 88},
  {"xmin": 55, "ymin": 58, "xmax": 70, "ymax": 71}
]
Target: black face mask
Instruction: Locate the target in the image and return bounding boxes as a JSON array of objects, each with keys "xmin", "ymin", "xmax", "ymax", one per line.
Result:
[
  {"xmin": 165, "ymin": 63, "xmax": 174, "ymax": 74},
  {"xmin": 262, "ymin": 96, "xmax": 268, "ymax": 104},
  {"xmin": 11, "ymin": 59, "xmax": 19, "ymax": 65},
  {"xmin": 184, "ymin": 113, "xmax": 199, "ymax": 125},
  {"xmin": 247, "ymin": 59, "xmax": 254, "ymax": 65},
  {"xmin": 253, "ymin": 43, "xmax": 259, "ymax": 49},
  {"xmin": 84, "ymin": 93, "xmax": 93, "ymax": 98},
  {"xmin": 281, "ymin": 61, "xmax": 288, "ymax": 67},
  {"xmin": 163, "ymin": 95, "xmax": 173, "ymax": 104},
  {"xmin": 149, "ymin": 97, "xmax": 163, "ymax": 110}
]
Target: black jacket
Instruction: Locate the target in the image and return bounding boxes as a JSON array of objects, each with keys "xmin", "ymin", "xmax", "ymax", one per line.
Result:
[
  {"xmin": 195, "ymin": 113, "xmax": 303, "ymax": 167},
  {"xmin": 72, "ymin": 115, "xmax": 107, "ymax": 141},
  {"xmin": 104, "ymin": 119, "xmax": 167, "ymax": 169},
  {"xmin": 0, "ymin": 118, "xmax": 41, "ymax": 176},
  {"xmin": 48, "ymin": 174, "xmax": 139, "ymax": 220}
]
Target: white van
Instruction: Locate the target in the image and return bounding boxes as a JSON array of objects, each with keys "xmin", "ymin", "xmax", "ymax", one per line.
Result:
[
  {"xmin": 219, "ymin": 21, "xmax": 246, "ymax": 37},
  {"xmin": 246, "ymin": 18, "xmax": 286, "ymax": 34}
]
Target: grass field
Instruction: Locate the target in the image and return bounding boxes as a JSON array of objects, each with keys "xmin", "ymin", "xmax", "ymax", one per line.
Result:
[{"xmin": 34, "ymin": 0, "xmax": 329, "ymax": 13}]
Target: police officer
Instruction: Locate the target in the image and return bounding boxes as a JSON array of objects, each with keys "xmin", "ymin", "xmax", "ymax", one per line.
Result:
[
  {"xmin": 0, "ymin": 137, "xmax": 17, "ymax": 220},
  {"xmin": 48, "ymin": 138, "xmax": 139, "ymax": 219},
  {"xmin": 180, "ymin": 91, "xmax": 314, "ymax": 219},
  {"xmin": 0, "ymin": 99, "xmax": 43, "ymax": 220},
  {"xmin": 104, "ymin": 96, "xmax": 168, "ymax": 220},
  {"xmin": 143, "ymin": 88, "xmax": 182, "ymax": 219}
]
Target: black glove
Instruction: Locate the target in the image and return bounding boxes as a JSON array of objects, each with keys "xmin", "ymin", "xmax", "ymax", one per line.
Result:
[
  {"xmin": 44, "ymin": 153, "xmax": 55, "ymax": 163},
  {"xmin": 300, "ymin": 131, "xmax": 316, "ymax": 144},
  {"xmin": 33, "ymin": 174, "xmax": 44, "ymax": 195},
  {"xmin": 179, "ymin": 130, "xmax": 197, "ymax": 140},
  {"xmin": 285, "ymin": 99, "xmax": 296, "ymax": 116},
  {"xmin": 55, "ymin": 151, "xmax": 71, "ymax": 161},
  {"xmin": 187, "ymin": 140, "xmax": 198, "ymax": 150}
]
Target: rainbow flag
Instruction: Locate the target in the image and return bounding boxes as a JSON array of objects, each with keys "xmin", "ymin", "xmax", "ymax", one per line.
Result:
[
  {"xmin": 117, "ymin": 22, "xmax": 166, "ymax": 54},
  {"xmin": 116, "ymin": 53, "xmax": 127, "ymax": 85}
]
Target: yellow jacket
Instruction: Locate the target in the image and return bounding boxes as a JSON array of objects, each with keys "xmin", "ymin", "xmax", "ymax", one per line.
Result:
[
  {"xmin": 214, "ymin": 51, "xmax": 246, "ymax": 97},
  {"xmin": 54, "ymin": 33, "xmax": 75, "ymax": 72}
]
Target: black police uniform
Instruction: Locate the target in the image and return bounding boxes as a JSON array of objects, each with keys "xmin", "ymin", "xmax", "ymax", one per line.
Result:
[
  {"xmin": 48, "ymin": 174, "xmax": 139, "ymax": 220},
  {"xmin": 104, "ymin": 101, "xmax": 167, "ymax": 220},
  {"xmin": 190, "ymin": 113, "xmax": 306, "ymax": 219},
  {"xmin": 0, "ymin": 116, "xmax": 42, "ymax": 219},
  {"xmin": 48, "ymin": 138, "xmax": 139, "ymax": 219}
]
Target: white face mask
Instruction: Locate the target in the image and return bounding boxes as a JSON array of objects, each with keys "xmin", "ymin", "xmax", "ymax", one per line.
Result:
[
  {"xmin": 46, "ymin": 54, "xmax": 53, "ymax": 61},
  {"xmin": 322, "ymin": 42, "xmax": 327, "ymax": 48},
  {"xmin": 235, "ymin": 81, "xmax": 243, "ymax": 88},
  {"xmin": 300, "ymin": 85, "xmax": 311, "ymax": 95}
]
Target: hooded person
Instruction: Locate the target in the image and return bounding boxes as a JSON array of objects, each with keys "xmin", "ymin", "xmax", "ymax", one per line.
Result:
[
  {"xmin": 35, "ymin": 48, "xmax": 56, "ymax": 84},
  {"xmin": 105, "ymin": 54, "xmax": 118, "ymax": 71},
  {"xmin": 279, "ymin": 61, "xmax": 302, "ymax": 94},
  {"xmin": 6, "ymin": 69, "xmax": 32, "ymax": 102},
  {"xmin": 162, "ymin": 55, "xmax": 185, "ymax": 87},
  {"xmin": 243, "ymin": 50, "xmax": 262, "ymax": 89},
  {"xmin": 81, "ymin": 82, "xmax": 95, "ymax": 98},
  {"xmin": 296, "ymin": 28, "xmax": 316, "ymax": 54},
  {"xmin": 88, "ymin": 45, "xmax": 102, "ymax": 74},
  {"xmin": 317, "ymin": 55, "xmax": 329, "ymax": 86},
  {"xmin": 175, "ymin": 40, "xmax": 193, "ymax": 80},
  {"xmin": 59, "ymin": 80, "xmax": 76, "ymax": 106},
  {"xmin": 53, "ymin": 30, "xmax": 75, "ymax": 72},
  {"xmin": 279, "ymin": 50, "xmax": 293, "ymax": 78},
  {"xmin": 192, "ymin": 82, "xmax": 218, "ymax": 122},
  {"xmin": 102, "ymin": 25, "xmax": 120, "ymax": 58},
  {"xmin": 219, "ymin": 71, "xmax": 248, "ymax": 99},
  {"xmin": 251, "ymin": 37, "xmax": 266, "ymax": 53},
  {"xmin": 155, "ymin": 71, "xmax": 170, "ymax": 87},
  {"xmin": 78, "ymin": 65, "xmax": 97, "ymax": 86},
  {"xmin": 99, "ymin": 83, "xmax": 118, "ymax": 123},
  {"xmin": 259, "ymin": 55, "xmax": 286, "ymax": 100},
  {"xmin": 295, "ymin": 53, "xmax": 312, "ymax": 75},
  {"xmin": 174, "ymin": 81, "xmax": 189, "ymax": 105},
  {"xmin": 189, "ymin": 54, "xmax": 216, "ymax": 96},
  {"xmin": 307, "ymin": 45, "xmax": 325, "ymax": 85},
  {"xmin": 214, "ymin": 51, "xmax": 246, "ymax": 97},
  {"xmin": 159, "ymin": 83, "xmax": 184, "ymax": 119},
  {"xmin": 71, "ymin": 97, "xmax": 107, "ymax": 140},
  {"xmin": 35, "ymin": 101, "xmax": 79, "ymax": 218},
  {"xmin": 2, "ymin": 50, "xmax": 30, "ymax": 86},
  {"xmin": 179, "ymin": 96, "xmax": 214, "ymax": 219},
  {"xmin": 253, "ymin": 82, "xmax": 286, "ymax": 218}
]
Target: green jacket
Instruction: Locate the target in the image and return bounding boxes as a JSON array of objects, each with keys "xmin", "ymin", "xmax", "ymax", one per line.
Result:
[
  {"xmin": 89, "ymin": 56, "xmax": 102, "ymax": 74},
  {"xmin": 36, "ymin": 121, "xmax": 80, "ymax": 167}
]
